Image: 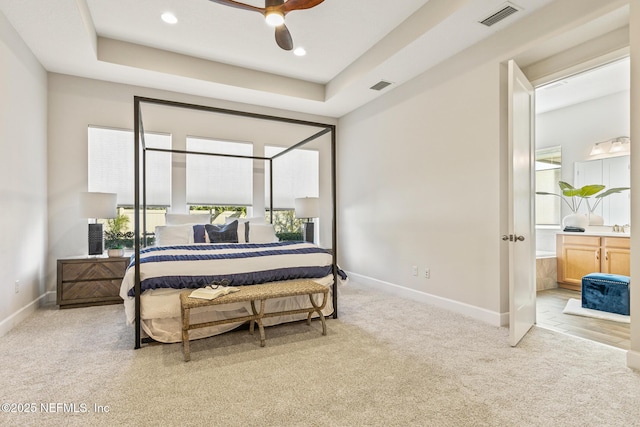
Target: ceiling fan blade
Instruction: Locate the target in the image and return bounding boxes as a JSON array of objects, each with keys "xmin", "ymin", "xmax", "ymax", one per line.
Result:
[
  {"xmin": 281, "ymin": 0, "xmax": 324, "ymax": 12},
  {"xmin": 208, "ymin": 0, "xmax": 264, "ymax": 13},
  {"xmin": 275, "ymin": 24, "xmax": 293, "ymax": 51}
]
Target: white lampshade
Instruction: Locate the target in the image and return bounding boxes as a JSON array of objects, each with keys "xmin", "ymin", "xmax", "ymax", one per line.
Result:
[
  {"xmin": 80, "ymin": 192, "xmax": 117, "ymax": 219},
  {"xmin": 294, "ymin": 197, "xmax": 319, "ymax": 219}
]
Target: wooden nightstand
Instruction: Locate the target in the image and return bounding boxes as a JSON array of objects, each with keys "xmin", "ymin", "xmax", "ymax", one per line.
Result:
[{"xmin": 57, "ymin": 257, "xmax": 129, "ymax": 309}]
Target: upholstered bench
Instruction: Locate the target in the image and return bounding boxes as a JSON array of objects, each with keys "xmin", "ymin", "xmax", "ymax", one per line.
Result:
[
  {"xmin": 581, "ymin": 273, "xmax": 630, "ymax": 316},
  {"xmin": 180, "ymin": 280, "xmax": 329, "ymax": 361}
]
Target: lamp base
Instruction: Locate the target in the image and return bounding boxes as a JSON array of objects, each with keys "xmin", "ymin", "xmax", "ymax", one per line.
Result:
[
  {"xmin": 301, "ymin": 222, "xmax": 314, "ymax": 244},
  {"xmin": 88, "ymin": 223, "xmax": 104, "ymax": 256}
]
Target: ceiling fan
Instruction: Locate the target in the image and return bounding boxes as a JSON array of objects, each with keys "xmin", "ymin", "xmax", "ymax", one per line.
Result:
[{"xmin": 209, "ymin": 0, "xmax": 324, "ymax": 51}]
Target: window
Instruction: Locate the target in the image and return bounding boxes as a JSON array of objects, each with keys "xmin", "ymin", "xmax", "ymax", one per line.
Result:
[
  {"xmin": 535, "ymin": 146, "xmax": 562, "ymax": 225},
  {"xmin": 264, "ymin": 146, "xmax": 319, "ymax": 237},
  {"xmin": 88, "ymin": 126, "xmax": 171, "ymax": 206},
  {"xmin": 186, "ymin": 137, "xmax": 253, "ymax": 207},
  {"xmin": 264, "ymin": 145, "xmax": 319, "ymax": 209},
  {"xmin": 189, "ymin": 206, "xmax": 246, "ymax": 224}
]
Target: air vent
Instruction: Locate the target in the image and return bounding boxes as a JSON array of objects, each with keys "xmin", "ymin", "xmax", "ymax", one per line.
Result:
[
  {"xmin": 479, "ymin": 3, "xmax": 520, "ymax": 27},
  {"xmin": 370, "ymin": 80, "xmax": 393, "ymax": 91}
]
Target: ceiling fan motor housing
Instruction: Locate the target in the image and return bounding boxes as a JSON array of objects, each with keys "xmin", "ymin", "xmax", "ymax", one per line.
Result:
[{"xmin": 266, "ymin": 0, "xmax": 285, "ymax": 7}]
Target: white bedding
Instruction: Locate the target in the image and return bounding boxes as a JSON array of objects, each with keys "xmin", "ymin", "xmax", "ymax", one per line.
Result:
[{"xmin": 119, "ymin": 242, "xmax": 341, "ymax": 343}]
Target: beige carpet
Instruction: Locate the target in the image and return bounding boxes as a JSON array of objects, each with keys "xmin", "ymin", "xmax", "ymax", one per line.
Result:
[{"xmin": 1, "ymin": 282, "xmax": 640, "ymax": 427}]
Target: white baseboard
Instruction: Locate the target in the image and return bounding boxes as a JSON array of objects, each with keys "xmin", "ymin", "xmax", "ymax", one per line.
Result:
[
  {"xmin": 627, "ymin": 349, "xmax": 640, "ymax": 371},
  {"xmin": 0, "ymin": 292, "xmax": 53, "ymax": 338},
  {"xmin": 43, "ymin": 290, "xmax": 56, "ymax": 305},
  {"xmin": 345, "ymin": 271, "xmax": 504, "ymax": 327}
]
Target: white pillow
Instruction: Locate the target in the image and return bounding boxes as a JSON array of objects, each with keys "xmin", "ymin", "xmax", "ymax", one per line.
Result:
[
  {"xmin": 165, "ymin": 213, "xmax": 211, "ymax": 225},
  {"xmin": 226, "ymin": 216, "xmax": 265, "ymax": 224},
  {"xmin": 248, "ymin": 223, "xmax": 279, "ymax": 243},
  {"xmin": 225, "ymin": 217, "xmax": 265, "ymax": 243},
  {"xmin": 155, "ymin": 225, "xmax": 194, "ymax": 246}
]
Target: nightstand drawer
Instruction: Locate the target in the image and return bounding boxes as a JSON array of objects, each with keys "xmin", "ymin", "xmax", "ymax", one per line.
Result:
[
  {"xmin": 57, "ymin": 257, "xmax": 128, "ymax": 308},
  {"xmin": 61, "ymin": 280, "xmax": 122, "ymax": 302},
  {"xmin": 61, "ymin": 260, "xmax": 127, "ymax": 281}
]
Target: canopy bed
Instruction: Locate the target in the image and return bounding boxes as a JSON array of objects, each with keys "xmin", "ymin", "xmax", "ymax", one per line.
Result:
[{"xmin": 124, "ymin": 96, "xmax": 340, "ymax": 349}]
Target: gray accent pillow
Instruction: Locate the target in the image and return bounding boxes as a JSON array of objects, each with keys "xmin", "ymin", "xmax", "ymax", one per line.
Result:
[{"xmin": 205, "ymin": 221, "xmax": 239, "ymax": 243}]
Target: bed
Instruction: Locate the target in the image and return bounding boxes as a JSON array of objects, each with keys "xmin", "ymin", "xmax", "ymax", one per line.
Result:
[
  {"xmin": 128, "ymin": 96, "xmax": 339, "ymax": 348},
  {"xmin": 119, "ymin": 224, "xmax": 344, "ymax": 343}
]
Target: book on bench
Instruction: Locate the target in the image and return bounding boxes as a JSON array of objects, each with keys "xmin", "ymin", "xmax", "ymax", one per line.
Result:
[{"xmin": 189, "ymin": 285, "xmax": 240, "ymax": 300}]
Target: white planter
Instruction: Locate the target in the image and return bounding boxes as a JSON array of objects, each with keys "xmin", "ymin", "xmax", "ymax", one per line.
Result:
[
  {"xmin": 562, "ymin": 213, "xmax": 588, "ymax": 229},
  {"xmin": 588, "ymin": 212, "xmax": 604, "ymax": 226},
  {"xmin": 107, "ymin": 248, "xmax": 125, "ymax": 258}
]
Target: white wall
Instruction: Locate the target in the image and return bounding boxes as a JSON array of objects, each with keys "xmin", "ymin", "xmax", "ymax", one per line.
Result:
[
  {"xmin": 537, "ymin": 90, "xmax": 630, "ymax": 218},
  {"xmin": 47, "ymin": 74, "xmax": 336, "ymax": 293},
  {"xmin": 336, "ymin": 0, "xmax": 630, "ymax": 326},
  {"xmin": 0, "ymin": 11, "xmax": 48, "ymax": 335},
  {"xmin": 338, "ymin": 61, "xmax": 505, "ymax": 323}
]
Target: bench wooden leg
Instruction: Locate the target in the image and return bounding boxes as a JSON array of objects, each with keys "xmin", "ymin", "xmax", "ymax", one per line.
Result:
[
  {"xmin": 308, "ymin": 292, "xmax": 328, "ymax": 336},
  {"xmin": 249, "ymin": 300, "xmax": 257, "ymax": 335},
  {"xmin": 181, "ymin": 306, "xmax": 191, "ymax": 362},
  {"xmin": 257, "ymin": 299, "xmax": 266, "ymax": 347}
]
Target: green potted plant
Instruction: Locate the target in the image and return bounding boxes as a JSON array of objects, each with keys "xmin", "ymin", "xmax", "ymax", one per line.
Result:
[
  {"xmin": 536, "ymin": 181, "xmax": 603, "ymax": 228},
  {"xmin": 105, "ymin": 213, "xmax": 130, "ymax": 257},
  {"xmin": 585, "ymin": 186, "xmax": 630, "ymax": 225},
  {"xmin": 536, "ymin": 181, "xmax": 629, "ymax": 227}
]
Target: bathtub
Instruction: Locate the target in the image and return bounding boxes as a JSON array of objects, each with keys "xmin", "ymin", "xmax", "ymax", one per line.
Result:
[{"xmin": 536, "ymin": 251, "xmax": 557, "ymax": 291}]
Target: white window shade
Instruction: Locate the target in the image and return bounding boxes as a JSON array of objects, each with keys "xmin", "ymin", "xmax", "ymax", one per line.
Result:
[
  {"xmin": 88, "ymin": 127, "xmax": 171, "ymax": 206},
  {"xmin": 265, "ymin": 146, "xmax": 319, "ymax": 209},
  {"xmin": 186, "ymin": 137, "xmax": 253, "ymax": 206}
]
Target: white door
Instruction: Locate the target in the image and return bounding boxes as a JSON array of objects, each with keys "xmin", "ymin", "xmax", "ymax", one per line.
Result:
[{"xmin": 508, "ymin": 60, "xmax": 536, "ymax": 347}]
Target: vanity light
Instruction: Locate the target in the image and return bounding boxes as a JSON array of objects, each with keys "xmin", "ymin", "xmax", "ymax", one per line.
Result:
[
  {"xmin": 589, "ymin": 136, "xmax": 630, "ymax": 156},
  {"xmin": 589, "ymin": 141, "xmax": 608, "ymax": 156},
  {"xmin": 609, "ymin": 137, "xmax": 630, "ymax": 153},
  {"xmin": 161, "ymin": 12, "xmax": 178, "ymax": 24}
]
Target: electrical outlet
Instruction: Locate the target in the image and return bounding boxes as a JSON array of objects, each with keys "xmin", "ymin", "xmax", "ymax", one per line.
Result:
[
  {"xmin": 424, "ymin": 269, "xmax": 430, "ymax": 279},
  {"xmin": 15, "ymin": 280, "xmax": 20, "ymax": 293},
  {"xmin": 411, "ymin": 266, "xmax": 418, "ymax": 276}
]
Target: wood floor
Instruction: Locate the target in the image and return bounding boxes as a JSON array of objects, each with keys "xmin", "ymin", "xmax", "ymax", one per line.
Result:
[{"xmin": 536, "ymin": 287, "xmax": 630, "ymax": 350}]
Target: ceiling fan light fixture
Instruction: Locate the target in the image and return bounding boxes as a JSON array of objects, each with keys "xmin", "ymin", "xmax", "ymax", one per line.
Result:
[
  {"xmin": 294, "ymin": 47, "xmax": 306, "ymax": 56},
  {"xmin": 265, "ymin": 11, "xmax": 285, "ymax": 27}
]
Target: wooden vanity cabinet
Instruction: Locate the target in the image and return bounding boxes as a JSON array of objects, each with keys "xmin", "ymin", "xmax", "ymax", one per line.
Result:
[
  {"xmin": 556, "ymin": 235, "xmax": 601, "ymax": 291},
  {"xmin": 556, "ymin": 234, "xmax": 630, "ymax": 291},
  {"xmin": 601, "ymin": 237, "xmax": 630, "ymax": 276}
]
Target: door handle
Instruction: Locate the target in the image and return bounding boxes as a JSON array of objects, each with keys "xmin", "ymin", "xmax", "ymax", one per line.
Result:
[{"xmin": 501, "ymin": 234, "xmax": 525, "ymax": 242}]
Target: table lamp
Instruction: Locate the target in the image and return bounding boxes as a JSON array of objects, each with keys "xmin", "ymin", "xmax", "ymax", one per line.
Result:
[
  {"xmin": 294, "ymin": 197, "xmax": 319, "ymax": 243},
  {"xmin": 80, "ymin": 192, "xmax": 117, "ymax": 255}
]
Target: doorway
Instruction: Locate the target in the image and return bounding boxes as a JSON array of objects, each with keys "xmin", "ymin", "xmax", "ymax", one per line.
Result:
[{"xmin": 533, "ymin": 57, "xmax": 631, "ymax": 349}]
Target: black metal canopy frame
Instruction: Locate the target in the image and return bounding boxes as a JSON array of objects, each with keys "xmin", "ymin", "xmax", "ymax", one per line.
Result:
[{"xmin": 133, "ymin": 96, "xmax": 338, "ymax": 349}]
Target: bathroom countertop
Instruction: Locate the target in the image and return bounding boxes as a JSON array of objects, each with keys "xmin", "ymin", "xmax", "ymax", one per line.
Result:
[{"xmin": 556, "ymin": 229, "xmax": 630, "ymax": 238}]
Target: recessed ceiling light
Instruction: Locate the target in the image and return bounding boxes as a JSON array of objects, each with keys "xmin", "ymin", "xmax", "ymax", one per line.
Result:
[
  {"xmin": 161, "ymin": 12, "xmax": 178, "ymax": 24},
  {"xmin": 294, "ymin": 47, "xmax": 306, "ymax": 56}
]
